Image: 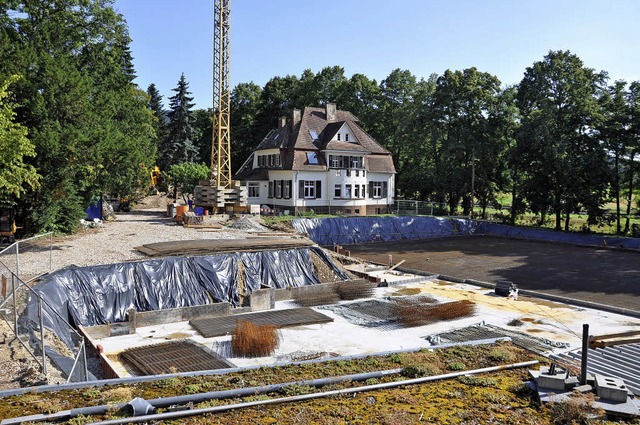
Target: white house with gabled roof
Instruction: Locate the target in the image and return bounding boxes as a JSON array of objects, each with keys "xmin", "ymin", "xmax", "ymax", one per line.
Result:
[{"xmin": 233, "ymin": 103, "xmax": 395, "ymax": 215}]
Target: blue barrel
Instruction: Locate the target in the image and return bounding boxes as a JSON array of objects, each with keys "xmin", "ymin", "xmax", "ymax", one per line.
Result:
[{"xmin": 194, "ymin": 206, "xmax": 205, "ymax": 216}]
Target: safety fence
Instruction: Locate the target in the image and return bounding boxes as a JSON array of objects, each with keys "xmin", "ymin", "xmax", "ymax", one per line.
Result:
[
  {"xmin": 0, "ymin": 234, "xmax": 89, "ymax": 383},
  {"xmin": 394, "ymin": 200, "xmax": 449, "ymax": 216}
]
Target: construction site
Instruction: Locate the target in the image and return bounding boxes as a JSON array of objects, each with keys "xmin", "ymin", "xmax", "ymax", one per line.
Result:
[{"xmin": 1, "ymin": 0, "xmax": 640, "ymax": 423}]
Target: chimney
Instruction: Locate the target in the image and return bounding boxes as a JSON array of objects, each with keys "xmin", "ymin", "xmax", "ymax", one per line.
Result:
[
  {"xmin": 326, "ymin": 103, "xmax": 337, "ymax": 122},
  {"xmin": 292, "ymin": 109, "xmax": 301, "ymax": 128},
  {"xmin": 278, "ymin": 116, "xmax": 287, "ymax": 129}
]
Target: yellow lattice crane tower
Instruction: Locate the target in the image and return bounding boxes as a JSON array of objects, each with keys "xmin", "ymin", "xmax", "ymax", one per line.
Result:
[
  {"xmin": 211, "ymin": 0, "xmax": 231, "ymax": 188},
  {"xmin": 195, "ymin": 0, "xmax": 247, "ymax": 212}
]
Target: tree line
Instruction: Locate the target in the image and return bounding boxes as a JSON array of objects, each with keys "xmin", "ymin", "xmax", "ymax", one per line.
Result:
[{"xmin": 2, "ymin": 1, "xmax": 639, "ymax": 235}]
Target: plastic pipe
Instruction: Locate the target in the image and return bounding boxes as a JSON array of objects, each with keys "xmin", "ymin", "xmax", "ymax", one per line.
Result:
[
  {"xmin": 0, "ymin": 337, "xmax": 510, "ymax": 398},
  {"xmin": 87, "ymin": 360, "xmax": 539, "ymax": 425},
  {"xmin": 0, "ymin": 368, "xmax": 403, "ymax": 424}
]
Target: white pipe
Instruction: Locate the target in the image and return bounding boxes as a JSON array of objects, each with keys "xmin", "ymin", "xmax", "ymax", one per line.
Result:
[{"xmin": 87, "ymin": 360, "xmax": 538, "ymax": 425}]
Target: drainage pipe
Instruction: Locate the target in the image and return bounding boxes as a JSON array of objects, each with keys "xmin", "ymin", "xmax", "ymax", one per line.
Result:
[
  {"xmin": 2, "ymin": 359, "xmax": 538, "ymax": 425},
  {"xmin": 87, "ymin": 360, "xmax": 539, "ymax": 425},
  {"xmin": 0, "ymin": 368, "xmax": 404, "ymax": 425},
  {"xmin": 580, "ymin": 323, "xmax": 589, "ymax": 385},
  {"xmin": 0, "ymin": 337, "xmax": 510, "ymax": 398}
]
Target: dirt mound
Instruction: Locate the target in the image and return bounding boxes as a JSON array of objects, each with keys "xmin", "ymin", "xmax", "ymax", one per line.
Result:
[{"xmin": 134, "ymin": 193, "xmax": 172, "ymax": 210}]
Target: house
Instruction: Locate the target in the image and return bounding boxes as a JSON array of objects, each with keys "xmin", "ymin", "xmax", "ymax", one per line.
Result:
[{"xmin": 233, "ymin": 103, "xmax": 396, "ymax": 216}]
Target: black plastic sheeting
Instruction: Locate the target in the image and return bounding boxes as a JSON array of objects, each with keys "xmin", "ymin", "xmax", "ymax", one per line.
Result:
[
  {"xmin": 292, "ymin": 216, "xmax": 640, "ymax": 250},
  {"xmin": 26, "ymin": 247, "xmax": 348, "ymax": 350}
]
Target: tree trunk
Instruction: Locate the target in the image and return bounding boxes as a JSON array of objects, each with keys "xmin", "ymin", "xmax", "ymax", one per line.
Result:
[
  {"xmin": 555, "ymin": 210, "xmax": 562, "ymax": 231},
  {"xmin": 614, "ymin": 153, "xmax": 621, "ymax": 234},
  {"xmin": 564, "ymin": 211, "xmax": 571, "ymax": 232},
  {"xmin": 624, "ymin": 151, "xmax": 637, "ymax": 233}
]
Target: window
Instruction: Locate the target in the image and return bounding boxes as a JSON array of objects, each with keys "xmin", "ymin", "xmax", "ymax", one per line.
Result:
[
  {"xmin": 370, "ymin": 181, "xmax": 388, "ymax": 199},
  {"xmin": 275, "ymin": 180, "xmax": 283, "ymax": 198},
  {"xmin": 299, "ymin": 180, "xmax": 321, "ymax": 199},
  {"xmin": 335, "ymin": 169, "xmax": 341, "ymax": 177},
  {"xmin": 268, "ymin": 155, "xmax": 273, "ymax": 167},
  {"xmin": 330, "ymin": 155, "xmax": 339, "ymax": 168},
  {"xmin": 363, "ymin": 170, "xmax": 366, "ymax": 177},
  {"xmin": 355, "ymin": 170, "xmax": 359, "ymax": 177},
  {"xmin": 354, "ymin": 185, "xmax": 359, "ymax": 198},
  {"xmin": 346, "ymin": 169, "xmax": 351, "ymax": 177},
  {"xmin": 284, "ymin": 180, "xmax": 291, "ymax": 199},
  {"xmin": 351, "ymin": 157, "xmax": 361, "ymax": 169},
  {"xmin": 248, "ymin": 182, "xmax": 260, "ymax": 198},
  {"xmin": 268, "ymin": 181, "xmax": 274, "ymax": 198},
  {"xmin": 308, "ymin": 129, "xmax": 319, "ymax": 140},
  {"xmin": 334, "ymin": 184, "xmax": 341, "ymax": 198},
  {"xmin": 345, "ymin": 133, "xmax": 350, "ymax": 142},
  {"xmin": 337, "ymin": 133, "xmax": 341, "ymax": 141},
  {"xmin": 306, "ymin": 152, "xmax": 319, "ymax": 164},
  {"xmin": 345, "ymin": 184, "xmax": 352, "ymax": 199},
  {"xmin": 304, "ymin": 181, "xmax": 316, "ymax": 198},
  {"xmin": 362, "ymin": 185, "xmax": 366, "ymax": 197}
]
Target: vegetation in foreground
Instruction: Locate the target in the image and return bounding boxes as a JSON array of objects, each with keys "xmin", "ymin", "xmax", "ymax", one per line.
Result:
[{"xmin": 1, "ymin": 342, "xmax": 637, "ymax": 424}]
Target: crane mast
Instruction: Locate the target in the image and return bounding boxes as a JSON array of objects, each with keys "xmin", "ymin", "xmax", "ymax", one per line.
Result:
[{"xmin": 212, "ymin": 0, "xmax": 231, "ymax": 188}]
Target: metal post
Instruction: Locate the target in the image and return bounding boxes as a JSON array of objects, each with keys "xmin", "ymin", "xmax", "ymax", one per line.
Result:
[
  {"xmin": 15, "ymin": 242, "xmax": 19, "ymax": 279},
  {"xmin": 430, "ymin": 203, "xmax": 433, "ymax": 216},
  {"xmin": 12, "ymin": 275, "xmax": 18, "ymax": 334},
  {"xmin": 415, "ymin": 201, "xmax": 418, "ymax": 216},
  {"xmin": 83, "ymin": 340, "xmax": 89, "ymax": 381},
  {"xmin": 49, "ymin": 233, "xmax": 53, "ymax": 273},
  {"xmin": 38, "ymin": 298, "xmax": 47, "ymax": 375},
  {"xmin": 580, "ymin": 323, "xmax": 589, "ymax": 385}
]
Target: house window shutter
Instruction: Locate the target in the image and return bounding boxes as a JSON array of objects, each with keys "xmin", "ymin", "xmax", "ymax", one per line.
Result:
[
  {"xmin": 298, "ymin": 180, "xmax": 304, "ymax": 199},
  {"xmin": 268, "ymin": 181, "xmax": 274, "ymax": 198},
  {"xmin": 382, "ymin": 182, "xmax": 388, "ymax": 198},
  {"xmin": 285, "ymin": 180, "xmax": 292, "ymax": 199},
  {"xmin": 369, "ymin": 182, "xmax": 374, "ymax": 199},
  {"xmin": 315, "ymin": 181, "xmax": 321, "ymax": 199}
]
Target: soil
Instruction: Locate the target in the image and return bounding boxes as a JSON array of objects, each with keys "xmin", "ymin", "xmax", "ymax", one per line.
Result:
[{"xmin": 347, "ymin": 236, "xmax": 640, "ymax": 312}]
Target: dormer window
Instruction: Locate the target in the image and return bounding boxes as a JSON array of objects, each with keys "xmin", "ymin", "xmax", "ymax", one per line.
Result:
[
  {"xmin": 337, "ymin": 133, "xmax": 341, "ymax": 141},
  {"xmin": 345, "ymin": 133, "xmax": 349, "ymax": 142}
]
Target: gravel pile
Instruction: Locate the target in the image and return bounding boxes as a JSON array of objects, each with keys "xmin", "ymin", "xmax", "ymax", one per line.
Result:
[{"xmin": 227, "ymin": 216, "xmax": 267, "ymax": 232}]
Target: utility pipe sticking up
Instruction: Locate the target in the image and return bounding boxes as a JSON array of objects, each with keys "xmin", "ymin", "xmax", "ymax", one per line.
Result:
[{"xmin": 580, "ymin": 323, "xmax": 589, "ymax": 385}]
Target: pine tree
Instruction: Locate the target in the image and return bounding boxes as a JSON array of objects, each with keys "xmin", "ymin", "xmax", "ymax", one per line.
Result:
[
  {"xmin": 147, "ymin": 83, "xmax": 167, "ymax": 152},
  {"xmin": 164, "ymin": 73, "xmax": 198, "ymax": 169}
]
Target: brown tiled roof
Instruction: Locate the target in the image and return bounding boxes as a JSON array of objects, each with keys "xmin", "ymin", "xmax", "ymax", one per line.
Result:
[
  {"xmin": 291, "ymin": 150, "xmax": 327, "ymax": 171},
  {"xmin": 244, "ymin": 105, "xmax": 393, "ymax": 173},
  {"xmin": 366, "ymin": 155, "xmax": 396, "ymax": 174},
  {"xmin": 233, "ymin": 167, "xmax": 270, "ymax": 181}
]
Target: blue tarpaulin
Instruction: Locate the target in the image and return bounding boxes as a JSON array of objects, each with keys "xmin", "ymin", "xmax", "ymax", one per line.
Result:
[{"xmin": 292, "ymin": 216, "xmax": 640, "ymax": 250}]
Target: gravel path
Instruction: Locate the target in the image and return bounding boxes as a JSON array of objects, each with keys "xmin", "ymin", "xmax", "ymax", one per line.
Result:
[{"xmin": 13, "ymin": 207, "xmax": 271, "ymax": 278}]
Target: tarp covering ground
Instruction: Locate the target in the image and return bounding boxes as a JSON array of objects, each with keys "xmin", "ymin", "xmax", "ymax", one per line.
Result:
[
  {"xmin": 292, "ymin": 216, "xmax": 640, "ymax": 250},
  {"xmin": 291, "ymin": 216, "xmax": 476, "ymax": 246},
  {"xmin": 26, "ymin": 247, "xmax": 348, "ymax": 349}
]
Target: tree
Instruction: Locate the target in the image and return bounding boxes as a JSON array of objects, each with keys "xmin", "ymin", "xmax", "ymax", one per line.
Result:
[
  {"xmin": 163, "ymin": 73, "xmax": 198, "ymax": 170},
  {"xmin": 230, "ymin": 82, "xmax": 262, "ymax": 173},
  {"xmin": 167, "ymin": 162, "xmax": 211, "ymax": 203},
  {"xmin": 516, "ymin": 50, "xmax": 607, "ymax": 231},
  {"xmin": 0, "ymin": 75, "xmax": 40, "ymax": 204},
  {"xmin": 147, "ymin": 83, "xmax": 167, "ymax": 150},
  {"xmin": 0, "ymin": 0, "xmax": 156, "ymax": 233},
  {"xmin": 426, "ymin": 68, "xmax": 504, "ymax": 215}
]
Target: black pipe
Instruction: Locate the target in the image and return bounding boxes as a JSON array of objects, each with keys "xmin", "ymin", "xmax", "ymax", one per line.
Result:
[{"xmin": 580, "ymin": 323, "xmax": 589, "ymax": 385}]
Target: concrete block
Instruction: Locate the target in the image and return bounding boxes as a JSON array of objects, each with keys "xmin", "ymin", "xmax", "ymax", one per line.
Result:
[
  {"xmin": 573, "ymin": 384, "xmax": 593, "ymax": 394},
  {"xmin": 250, "ymin": 289, "xmax": 275, "ymax": 311},
  {"xmin": 538, "ymin": 373, "xmax": 568, "ymax": 391},
  {"xmin": 564, "ymin": 376, "xmax": 579, "ymax": 389},
  {"xmin": 109, "ymin": 322, "xmax": 134, "ymax": 336},
  {"xmin": 594, "ymin": 375, "xmax": 628, "ymax": 402},
  {"xmin": 182, "ymin": 303, "xmax": 230, "ymax": 321},
  {"xmin": 135, "ymin": 308, "xmax": 182, "ymax": 327}
]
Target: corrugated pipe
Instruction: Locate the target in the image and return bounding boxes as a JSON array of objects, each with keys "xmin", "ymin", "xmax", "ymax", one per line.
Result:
[
  {"xmin": 86, "ymin": 360, "xmax": 538, "ymax": 425},
  {"xmin": 0, "ymin": 337, "xmax": 511, "ymax": 398}
]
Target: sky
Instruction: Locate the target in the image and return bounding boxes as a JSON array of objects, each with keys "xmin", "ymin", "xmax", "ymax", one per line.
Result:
[{"xmin": 113, "ymin": 0, "xmax": 640, "ymax": 109}]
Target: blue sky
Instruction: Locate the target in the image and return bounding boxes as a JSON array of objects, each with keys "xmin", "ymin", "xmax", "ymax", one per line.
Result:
[{"xmin": 113, "ymin": 0, "xmax": 640, "ymax": 109}]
